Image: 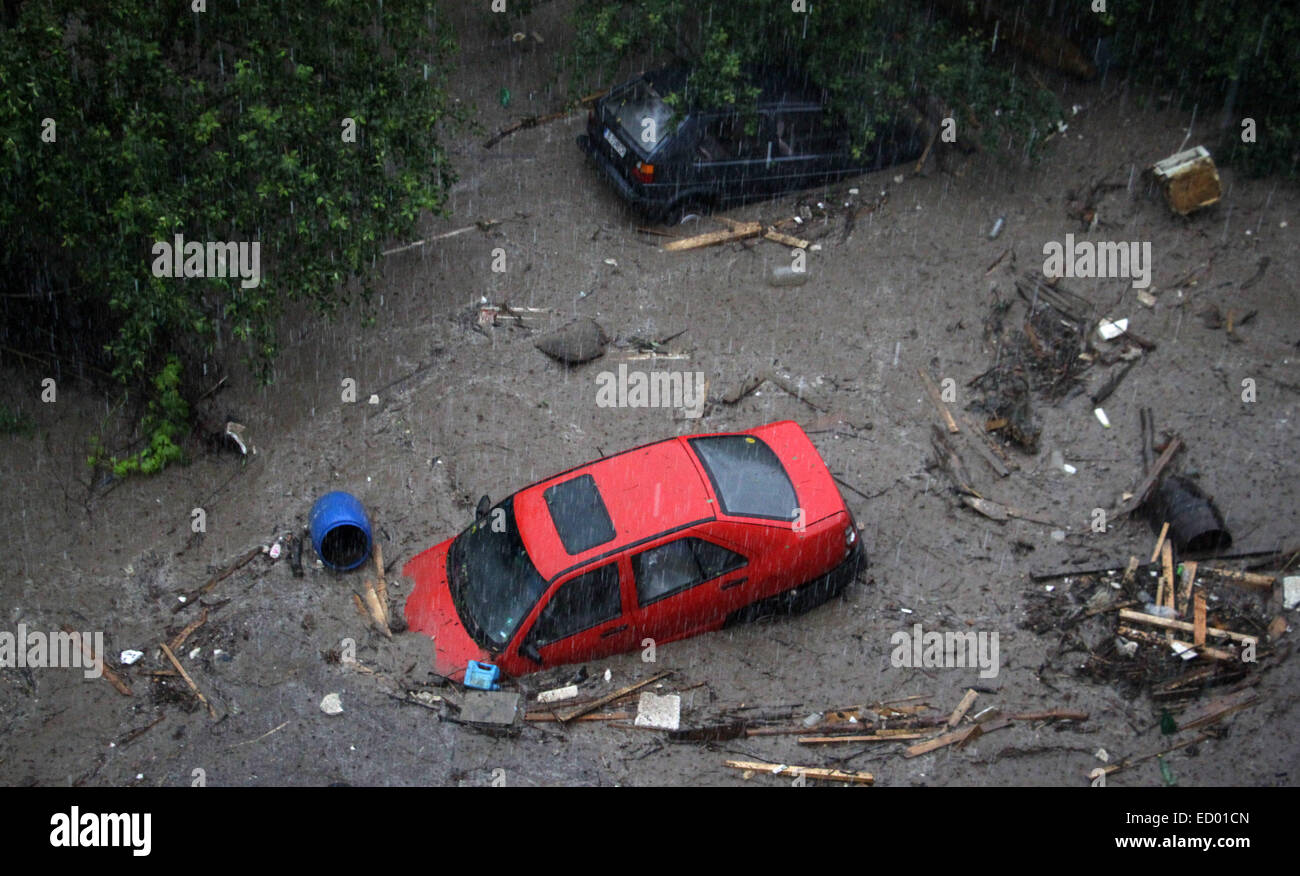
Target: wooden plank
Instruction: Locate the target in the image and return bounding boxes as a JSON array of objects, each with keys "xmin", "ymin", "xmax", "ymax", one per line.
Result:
[
  {"xmin": 1150, "ymin": 522, "xmax": 1171, "ymax": 563},
  {"xmin": 554, "ymin": 671, "xmax": 672, "ymax": 723},
  {"xmin": 763, "ymin": 228, "xmax": 810, "ymax": 249},
  {"xmin": 1099, "ymin": 734, "xmax": 1211, "ymax": 777},
  {"xmin": 917, "ymin": 368, "xmax": 960, "ymax": 433},
  {"xmin": 1116, "ymin": 437, "xmax": 1183, "ymax": 516},
  {"xmin": 1199, "ymin": 565, "xmax": 1277, "ymax": 591},
  {"xmin": 167, "ymin": 607, "xmax": 209, "ymax": 654},
  {"xmin": 1008, "ymin": 709, "xmax": 1088, "ymax": 722},
  {"xmin": 1117, "ymin": 626, "xmax": 1237, "ymax": 661},
  {"xmin": 1118, "ymin": 608, "xmax": 1257, "ymax": 645},
  {"xmin": 662, "ymin": 222, "xmax": 762, "ymax": 252},
  {"xmin": 1177, "ymin": 690, "xmax": 1259, "ymax": 731},
  {"xmin": 61, "ymin": 626, "xmax": 132, "ymax": 697},
  {"xmin": 724, "ymin": 759, "xmax": 874, "ymax": 785},
  {"xmin": 373, "ymin": 542, "xmax": 390, "ymax": 627},
  {"xmin": 1179, "ymin": 560, "xmax": 1198, "ymax": 616},
  {"xmin": 1162, "ymin": 541, "xmax": 1176, "ymax": 614},
  {"xmin": 904, "ymin": 724, "xmax": 982, "ymax": 758},
  {"xmin": 798, "ymin": 733, "xmax": 927, "ymax": 744},
  {"xmin": 959, "ymin": 414, "xmax": 1011, "ymax": 476},
  {"xmin": 946, "ymin": 689, "xmax": 979, "ymax": 728},
  {"xmin": 1193, "ymin": 594, "xmax": 1207, "ymax": 646},
  {"xmin": 159, "ymin": 642, "xmax": 217, "ymax": 718}
]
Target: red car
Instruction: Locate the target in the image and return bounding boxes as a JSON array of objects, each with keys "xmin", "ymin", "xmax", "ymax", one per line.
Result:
[{"xmin": 403, "ymin": 421, "xmax": 865, "ymax": 680}]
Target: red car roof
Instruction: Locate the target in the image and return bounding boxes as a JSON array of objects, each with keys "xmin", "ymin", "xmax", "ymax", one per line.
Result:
[{"xmin": 514, "ymin": 436, "xmax": 715, "ymax": 581}]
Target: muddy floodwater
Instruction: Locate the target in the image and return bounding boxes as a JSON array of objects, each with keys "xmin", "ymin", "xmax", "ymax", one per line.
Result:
[{"xmin": 2, "ymin": 7, "xmax": 1296, "ymax": 787}]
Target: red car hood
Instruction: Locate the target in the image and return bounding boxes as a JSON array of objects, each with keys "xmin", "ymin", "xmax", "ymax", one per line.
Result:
[{"xmin": 402, "ymin": 538, "xmax": 488, "ymax": 682}]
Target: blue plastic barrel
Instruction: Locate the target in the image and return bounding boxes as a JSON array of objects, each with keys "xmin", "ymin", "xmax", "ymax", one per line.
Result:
[{"xmin": 309, "ymin": 491, "xmax": 373, "ymax": 571}]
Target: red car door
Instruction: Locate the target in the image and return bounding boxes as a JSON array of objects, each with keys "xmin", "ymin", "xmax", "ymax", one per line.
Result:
[
  {"xmin": 628, "ymin": 535, "xmax": 750, "ymax": 644},
  {"xmin": 512, "ymin": 559, "xmax": 638, "ymax": 669}
]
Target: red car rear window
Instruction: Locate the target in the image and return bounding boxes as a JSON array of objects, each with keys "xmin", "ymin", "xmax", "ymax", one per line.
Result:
[{"xmin": 689, "ymin": 435, "xmax": 798, "ymax": 520}]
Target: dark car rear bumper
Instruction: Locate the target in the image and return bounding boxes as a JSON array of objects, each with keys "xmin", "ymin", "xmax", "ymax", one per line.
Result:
[{"xmin": 576, "ymin": 134, "xmax": 667, "ymax": 216}]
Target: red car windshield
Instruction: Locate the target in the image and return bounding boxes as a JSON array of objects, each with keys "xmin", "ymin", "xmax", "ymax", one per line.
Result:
[{"xmin": 447, "ymin": 497, "xmax": 547, "ymax": 650}]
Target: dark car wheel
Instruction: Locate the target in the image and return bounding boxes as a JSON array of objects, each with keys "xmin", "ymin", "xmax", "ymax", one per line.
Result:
[{"xmin": 663, "ymin": 196, "xmax": 712, "ymax": 226}]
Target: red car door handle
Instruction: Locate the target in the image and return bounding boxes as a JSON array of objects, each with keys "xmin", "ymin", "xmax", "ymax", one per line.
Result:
[
  {"xmin": 719, "ymin": 577, "xmax": 748, "ymax": 591},
  {"xmin": 601, "ymin": 625, "xmax": 629, "ymax": 638}
]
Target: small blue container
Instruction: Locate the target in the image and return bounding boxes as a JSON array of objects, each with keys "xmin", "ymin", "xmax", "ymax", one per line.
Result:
[
  {"xmin": 463, "ymin": 660, "xmax": 501, "ymax": 691},
  {"xmin": 309, "ymin": 491, "xmax": 373, "ymax": 571}
]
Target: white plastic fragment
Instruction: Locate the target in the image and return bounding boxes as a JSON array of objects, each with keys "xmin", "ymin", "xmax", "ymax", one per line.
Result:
[
  {"xmin": 1097, "ymin": 318, "xmax": 1128, "ymax": 340},
  {"xmin": 1094, "ymin": 407, "xmax": 1111, "ymax": 428},
  {"xmin": 320, "ymin": 693, "xmax": 344, "ymax": 715},
  {"xmin": 536, "ymin": 684, "xmax": 579, "ymax": 704},
  {"xmin": 1284, "ymin": 576, "xmax": 1300, "ymax": 611},
  {"xmin": 120, "ymin": 650, "xmax": 144, "ymax": 666}
]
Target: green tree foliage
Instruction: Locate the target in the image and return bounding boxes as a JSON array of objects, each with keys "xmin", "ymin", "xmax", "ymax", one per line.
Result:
[
  {"xmin": 565, "ymin": 1, "xmax": 1062, "ymax": 158},
  {"xmin": 1084, "ymin": 0, "xmax": 1300, "ymax": 177},
  {"xmin": 0, "ymin": 1, "xmax": 460, "ymax": 473}
]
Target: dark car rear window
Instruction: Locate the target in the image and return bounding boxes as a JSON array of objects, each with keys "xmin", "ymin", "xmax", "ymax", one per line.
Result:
[
  {"xmin": 543, "ymin": 474, "xmax": 617, "ymax": 554},
  {"xmin": 609, "ymin": 81, "xmax": 675, "ymax": 154},
  {"xmin": 688, "ymin": 435, "xmax": 798, "ymax": 520}
]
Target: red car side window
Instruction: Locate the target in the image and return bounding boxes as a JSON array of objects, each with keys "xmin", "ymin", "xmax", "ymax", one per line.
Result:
[
  {"xmin": 632, "ymin": 538, "xmax": 746, "ymax": 607},
  {"xmin": 527, "ymin": 563, "xmax": 621, "ymax": 647}
]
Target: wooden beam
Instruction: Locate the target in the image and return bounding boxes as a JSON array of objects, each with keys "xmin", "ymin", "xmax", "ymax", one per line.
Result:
[
  {"xmin": 1119, "ymin": 608, "xmax": 1257, "ymax": 645},
  {"xmin": 663, "ymin": 222, "xmax": 763, "ymax": 252},
  {"xmin": 724, "ymin": 759, "xmax": 874, "ymax": 785},
  {"xmin": 904, "ymin": 724, "xmax": 982, "ymax": 758},
  {"xmin": 798, "ymin": 733, "xmax": 928, "ymax": 744},
  {"xmin": 763, "ymin": 228, "xmax": 810, "ymax": 248},
  {"xmin": 1117, "ymin": 626, "xmax": 1238, "ymax": 661},
  {"xmin": 1198, "ymin": 565, "xmax": 1277, "ymax": 591},
  {"xmin": 917, "ymin": 368, "xmax": 960, "ymax": 433},
  {"xmin": 1150, "ymin": 522, "xmax": 1171, "ymax": 563}
]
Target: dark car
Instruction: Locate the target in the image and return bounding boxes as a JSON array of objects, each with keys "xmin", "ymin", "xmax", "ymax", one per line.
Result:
[{"xmin": 577, "ymin": 66, "xmax": 922, "ymax": 222}]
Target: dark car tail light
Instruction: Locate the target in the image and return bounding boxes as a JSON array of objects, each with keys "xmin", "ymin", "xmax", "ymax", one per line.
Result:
[{"xmin": 631, "ymin": 161, "xmax": 655, "ymax": 183}]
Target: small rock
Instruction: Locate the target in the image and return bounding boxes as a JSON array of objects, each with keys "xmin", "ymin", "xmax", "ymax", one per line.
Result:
[{"xmin": 320, "ymin": 693, "xmax": 344, "ymax": 715}]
